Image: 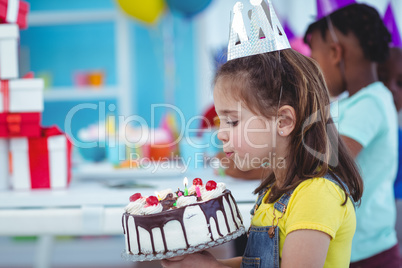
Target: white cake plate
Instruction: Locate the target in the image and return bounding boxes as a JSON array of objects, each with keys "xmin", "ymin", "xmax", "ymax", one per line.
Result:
[{"xmin": 121, "ymin": 226, "xmax": 246, "ymax": 262}]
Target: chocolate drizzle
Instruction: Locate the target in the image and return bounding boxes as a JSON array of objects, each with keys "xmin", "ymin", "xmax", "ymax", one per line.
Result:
[{"xmin": 122, "ymin": 190, "xmax": 243, "ymax": 256}]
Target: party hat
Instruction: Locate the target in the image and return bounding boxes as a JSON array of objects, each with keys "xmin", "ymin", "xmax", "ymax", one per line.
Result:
[
  {"xmin": 383, "ymin": 3, "xmax": 402, "ymax": 47},
  {"xmin": 283, "ymin": 22, "xmax": 295, "ymax": 41},
  {"xmin": 316, "ymin": 0, "xmax": 355, "ymax": 20},
  {"xmin": 227, "ymin": 0, "xmax": 290, "ymax": 61}
]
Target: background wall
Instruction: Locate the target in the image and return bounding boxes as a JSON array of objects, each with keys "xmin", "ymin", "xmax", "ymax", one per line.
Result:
[{"xmin": 20, "ymin": 0, "xmax": 402, "ymax": 140}]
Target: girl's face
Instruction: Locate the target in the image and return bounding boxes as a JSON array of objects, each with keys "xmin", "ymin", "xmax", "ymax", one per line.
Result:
[
  {"xmin": 309, "ymin": 30, "xmax": 345, "ymax": 97},
  {"xmin": 378, "ymin": 47, "xmax": 402, "ymax": 111},
  {"xmin": 213, "ymin": 78, "xmax": 275, "ymax": 171}
]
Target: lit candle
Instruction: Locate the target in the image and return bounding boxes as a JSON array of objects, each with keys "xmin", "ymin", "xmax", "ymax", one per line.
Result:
[
  {"xmin": 183, "ymin": 177, "xmax": 189, "ymax": 196},
  {"xmin": 155, "ymin": 191, "xmax": 161, "ymax": 201}
]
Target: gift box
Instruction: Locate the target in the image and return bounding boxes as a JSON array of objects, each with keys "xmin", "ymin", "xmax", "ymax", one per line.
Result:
[
  {"xmin": 0, "ymin": 78, "xmax": 44, "ymax": 113},
  {"xmin": 0, "ymin": 112, "xmax": 41, "ymax": 137},
  {"xmin": 0, "ymin": 24, "xmax": 18, "ymax": 79},
  {"xmin": 9, "ymin": 126, "xmax": 72, "ymax": 190},
  {"xmin": 0, "ymin": 138, "xmax": 9, "ymax": 190},
  {"xmin": 0, "ymin": 0, "xmax": 29, "ymax": 29}
]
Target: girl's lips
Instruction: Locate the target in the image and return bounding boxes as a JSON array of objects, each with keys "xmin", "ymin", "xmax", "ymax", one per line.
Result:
[{"xmin": 225, "ymin": 152, "xmax": 233, "ymax": 158}]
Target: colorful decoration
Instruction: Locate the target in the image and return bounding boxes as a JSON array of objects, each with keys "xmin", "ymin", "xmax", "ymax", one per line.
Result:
[
  {"xmin": 0, "ymin": 24, "xmax": 19, "ymax": 80},
  {"xmin": 383, "ymin": 3, "xmax": 402, "ymax": 47},
  {"xmin": 0, "ymin": 77, "xmax": 44, "ymax": 113},
  {"xmin": 196, "ymin": 186, "xmax": 201, "ymax": 199},
  {"xmin": 129, "ymin": 193, "xmax": 142, "ymax": 202},
  {"xmin": 193, "ymin": 178, "xmax": 203, "ymax": 186},
  {"xmin": 316, "ymin": 0, "xmax": 356, "ymax": 20},
  {"xmin": 116, "ymin": 0, "xmax": 165, "ymax": 24},
  {"xmin": 145, "ymin": 196, "xmax": 159, "ymax": 207},
  {"xmin": 0, "ymin": 112, "xmax": 41, "ymax": 138},
  {"xmin": 205, "ymin": 180, "xmax": 217, "ymax": 191},
  {"xmin": 166, "ymin": 0, "xmax": 213, "ymax": 18},
  {"xmin": 9, "ymin": 126, "xmax": 72, "ymax": 190},
  {"xmin": 177, "ymin": 188, "xmax": 183, "ymax": 197},
  {"xmin": 0, "ymin": 0, "xmax": 30, "ymax": 29}
]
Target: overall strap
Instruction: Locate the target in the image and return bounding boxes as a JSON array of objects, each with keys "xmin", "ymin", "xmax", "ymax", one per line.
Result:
[
  {"xmin": 273, "ymin": 190, "xmax": 293, "ymax": 213},
  {"xmin": 250, "ymin": 187, "xmax": 269, "ymax": 216},
  {"xmin": 323, "ymin": 173, "xmax": 356, "ymax": 209}
]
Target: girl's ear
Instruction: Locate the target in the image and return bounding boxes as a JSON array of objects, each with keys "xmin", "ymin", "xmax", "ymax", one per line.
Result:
[
  {"xmin": 277, "ymin": 105, "xmax": 296, "ymax": 137},
  {"xmin": 329, "ymin": 42, "xmax": 344, "ymax": 65}
]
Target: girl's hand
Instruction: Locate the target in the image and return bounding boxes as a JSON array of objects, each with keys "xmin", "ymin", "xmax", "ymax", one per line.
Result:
[{"xmin": 161, "ymin": 251, "xmax": 225, "ymax": 268}]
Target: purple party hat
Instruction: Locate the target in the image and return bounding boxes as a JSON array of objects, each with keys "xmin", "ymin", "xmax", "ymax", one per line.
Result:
[
  {"xmin": 383, "ymin": 3, "xmax": 402, "ymax": 47},
  {"xmin": 284, "ymin": 22, "xmax": 295, "ymax": 40},
  {"xmin": 316, "ymin": 0, "xmax": 356, "ymax": 20}
]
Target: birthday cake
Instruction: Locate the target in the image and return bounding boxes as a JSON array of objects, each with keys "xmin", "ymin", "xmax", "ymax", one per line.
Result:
[{"xmin": 122, "ymin": 178, "xmax": 245, "ymax": 261}]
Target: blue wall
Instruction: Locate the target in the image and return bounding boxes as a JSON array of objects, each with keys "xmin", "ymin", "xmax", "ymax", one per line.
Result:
[{"xmin": 20, "ymin": 0, "xmax": 198, "ymax": 139}]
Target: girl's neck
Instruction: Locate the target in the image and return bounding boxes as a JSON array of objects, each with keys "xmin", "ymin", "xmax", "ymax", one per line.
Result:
[
  {"xmin": 346, "ymin": 62, "xmax": 378, "ymax": 96},
  {"xmin": 272, "ymin": 158, "xmax": 288, "ymax": 188}
]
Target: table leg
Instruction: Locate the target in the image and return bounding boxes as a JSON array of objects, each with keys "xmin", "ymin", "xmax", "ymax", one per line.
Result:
[{"xmin": 34, "ymin": 235, "xmax": 53, "ymax": 268}]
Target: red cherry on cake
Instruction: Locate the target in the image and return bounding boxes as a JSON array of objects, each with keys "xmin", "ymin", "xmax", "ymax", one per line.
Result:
[
  {"xmin": 193, "ymin": 178, "xmax": 203, "ymax": 186},
  {"xmin": 129, "ymin": 193, "xmax": 142, "ymax": 202},
  {"xmin": 146, "ymin": 196, "xmax": 159, "ymax": 207},
  {"xmin": 205, "ymin": 180, "xmax": 217, "ymax": 191}
]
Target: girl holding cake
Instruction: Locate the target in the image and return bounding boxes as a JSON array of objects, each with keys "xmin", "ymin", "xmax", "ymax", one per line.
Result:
[{"xmin": 162, "ymin": 0, "xmax": 363, "ymax": 267}]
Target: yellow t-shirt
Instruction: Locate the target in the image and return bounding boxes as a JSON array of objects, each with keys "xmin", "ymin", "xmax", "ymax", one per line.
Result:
[{"xmin": 251, "ymin": 178, "xmax": 356, "ymax": 268}]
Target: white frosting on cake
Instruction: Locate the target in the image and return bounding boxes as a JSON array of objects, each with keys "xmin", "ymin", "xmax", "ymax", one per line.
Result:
[
  {"xmin": 183, "ymin": 205, "xmax": 211, "ymax": 246},
  {"xmin": 125, "ymin": 198, "xmax": 146, "ymax": 215},
  {"xmin": 158, "ymin": 188, "xmax": 175, "ymax": 200},
  {"xmin": 142, "ymin": 203, "xmax": 163, "ymax": 215},
  {"xmin": 176, "ymin": 196, "xmax": 197, "ymax": 208},
  {"xmin": 202, "ymin": 189, "xmax": 222, "ymax": 201},
  {"xmin": 201, "ymin": 183, "xmax": 226, "ymax": 201}
]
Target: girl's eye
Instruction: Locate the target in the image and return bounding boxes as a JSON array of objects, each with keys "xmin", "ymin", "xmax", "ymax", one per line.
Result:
[{"xmin": 227, "ymin": 120, "xmax": 239, "ymax": 127}]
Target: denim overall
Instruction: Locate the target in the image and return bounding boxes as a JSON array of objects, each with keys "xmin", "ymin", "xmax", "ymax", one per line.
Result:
[{"xmin": 241, "ymin": 174, "xmax": 354, "ymax": 268}]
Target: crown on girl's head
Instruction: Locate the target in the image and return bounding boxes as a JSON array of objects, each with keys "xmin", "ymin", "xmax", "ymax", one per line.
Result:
[{"xmin": 227, "ymin": 0, "xmax": 291, "ymax": 61}]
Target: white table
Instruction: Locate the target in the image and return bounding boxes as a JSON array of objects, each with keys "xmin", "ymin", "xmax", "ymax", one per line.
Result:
[{"xmin": 0, "ymin": 163, "xmax": 260, "ymax": 268}]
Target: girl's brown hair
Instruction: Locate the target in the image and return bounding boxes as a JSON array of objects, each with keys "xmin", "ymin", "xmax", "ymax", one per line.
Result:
[{"xmin": 214, "ymin": 48, "xmax": 363, "ymax": 205}]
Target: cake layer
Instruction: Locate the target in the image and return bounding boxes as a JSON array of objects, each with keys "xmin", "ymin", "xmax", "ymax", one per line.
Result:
[{"xmin": 122, "ymin": 190, "xmax": 243, "ymax": 257}]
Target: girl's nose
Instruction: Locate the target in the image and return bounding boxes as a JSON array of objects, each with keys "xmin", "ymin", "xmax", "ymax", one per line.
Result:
[{"xmin": 217, "ymin": 128, "xmax": 229, "ymax": 143}]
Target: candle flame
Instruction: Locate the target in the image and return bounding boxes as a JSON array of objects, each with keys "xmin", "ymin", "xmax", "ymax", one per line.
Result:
[
  {"xmin": 155, "ymin": 191, "xmax": 161, "ymax": 201},
  {"xmin": 183, "ymin": 177, "xmax": 188, "ymax": 187}
]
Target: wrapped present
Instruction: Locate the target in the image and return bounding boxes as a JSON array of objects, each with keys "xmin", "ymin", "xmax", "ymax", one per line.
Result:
[
  {"xmin": 9, "ymin": 126, "xmax": 72, "ymax": 190},
  {"xmin": 0, "ymin": 24, "xmax": 18, "ymax": 79},
  {"xmin": 0, "ymin": 0, "xmax": 29, "ymax": 29},
  {"xmin": 0, "ymin": 112, "xmax": 41, "ymax": 137},
  {"xmin": 0, "ymin": 138, "xmax": 9, "ymax": 190},
  {"xmin": 0, "ymin": 77, "xmax": 44, "ymax": 113}
]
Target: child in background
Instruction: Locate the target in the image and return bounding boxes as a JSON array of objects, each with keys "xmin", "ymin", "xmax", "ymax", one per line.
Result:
[
  {"xmin": 304, "ymin": 4, "xmax": 400, "ymax": 267},
  {"xmin": 378, "ymin": 46, "xmax": 402, "ymax": 200},
  {"xmin": 162, "ymin": 1, "xmax": 363, "ymax": 266}
]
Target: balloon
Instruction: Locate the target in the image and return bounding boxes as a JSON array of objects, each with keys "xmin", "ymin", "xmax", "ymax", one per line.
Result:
[
  {"xmin": 166, "ymin": 0, "xmax": 213, "ymax": 18},
  {"xmin": 116, "ymin": 0, "xmax": 165, "ymax": 24}
]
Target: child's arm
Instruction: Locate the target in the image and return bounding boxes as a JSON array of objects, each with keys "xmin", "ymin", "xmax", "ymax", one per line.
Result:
[
  {"xmin": 161, "ymin": 252, "xmax": 241, "ymax": 268},
  {"xmin": 218, "ymin": 256, "xmax": 242, "ymax": 268},
  {"xmin": 281, "ymin": 229, "xmax": 330, "ymax": 268},
  {"xmin": 341, "ymin": 135, "xmax": 363, "ymax": 158}
]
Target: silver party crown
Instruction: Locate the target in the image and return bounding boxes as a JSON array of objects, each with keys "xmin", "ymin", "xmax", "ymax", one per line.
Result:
[{"xmin": 227, "ymin": 0, "xmax": 291, "ymax": 61}]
